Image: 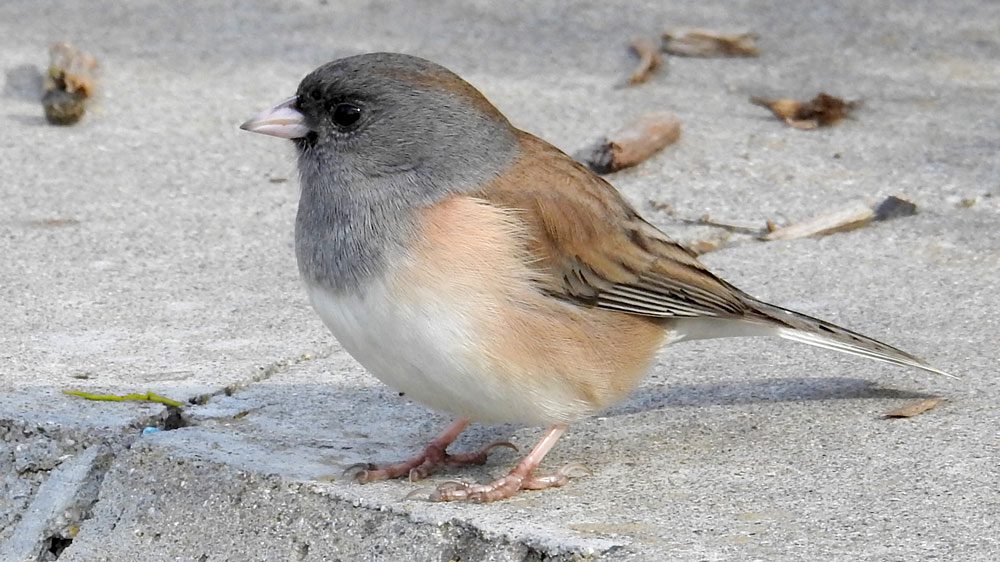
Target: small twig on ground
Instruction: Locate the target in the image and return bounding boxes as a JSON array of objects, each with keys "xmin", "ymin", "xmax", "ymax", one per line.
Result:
[
  {"xmin": 63, "ymin": 390, "xmax": 185, "ymax": 408},
  {"xmin": 662, "ymin": 28, "xmax": 759, "ymax": 57},
  {"xmin": 763, "ymin": 201, "xmax": 874, "ymax": 241},
  {"xmin": 627, "ymin": 37, "xmax": 664, "ymax": 86}
]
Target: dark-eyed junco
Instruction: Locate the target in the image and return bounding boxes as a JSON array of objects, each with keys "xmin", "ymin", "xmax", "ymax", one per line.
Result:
[{"xmin": 241, "ymin": 52, "xmax": 951, "ymax": 503}]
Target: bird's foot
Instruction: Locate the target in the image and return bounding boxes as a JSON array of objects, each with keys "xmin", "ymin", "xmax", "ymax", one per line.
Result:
[
  {"xmin": 344, "ymin": 440, "xmax": 517, "ymax": 483},
  {"xmin": 428, "ymin": 463, "xmax": 589, "ymax": 502}
]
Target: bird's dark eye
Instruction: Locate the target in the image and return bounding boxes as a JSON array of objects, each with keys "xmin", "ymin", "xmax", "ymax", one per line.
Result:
[{"xmin": 331, "ymin": 103, "xmax": 362, "ymax": 128}]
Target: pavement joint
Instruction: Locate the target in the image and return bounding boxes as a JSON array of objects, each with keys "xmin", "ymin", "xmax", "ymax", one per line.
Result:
[{"xmin": 189, "ymin": 346, "xmax": 336, "ymax": 407}]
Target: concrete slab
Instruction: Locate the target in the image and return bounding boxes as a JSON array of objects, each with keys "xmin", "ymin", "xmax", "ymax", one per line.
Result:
[
  {"xmin": 1, "ymin": 0, "xmax": 997, "ymax": 560},
  {"xmin": 61, "ymin": 213, "xmax": 1000, "ymax": 561}
]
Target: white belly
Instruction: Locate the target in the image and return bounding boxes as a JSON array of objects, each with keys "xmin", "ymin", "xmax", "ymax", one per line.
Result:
[{"xmin": 304, "ymin": 280, "xmax": 569, "ymax": 424}]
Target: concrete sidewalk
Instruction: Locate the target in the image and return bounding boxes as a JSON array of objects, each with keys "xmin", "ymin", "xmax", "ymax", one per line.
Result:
[{"xmin": 2, "ymin": 1, "xmax": 997, "ymax": 560}]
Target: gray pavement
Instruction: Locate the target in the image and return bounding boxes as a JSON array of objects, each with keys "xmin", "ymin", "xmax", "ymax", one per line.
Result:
[{"xmin": 2, "ymin": 1, "xmax": 998, "ymax": 560}]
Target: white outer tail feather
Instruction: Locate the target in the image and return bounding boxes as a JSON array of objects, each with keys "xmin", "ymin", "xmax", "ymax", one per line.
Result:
[
  {"xmin": 669, "ymin": 306, "xmax": 955, "ymax": 379},
  {"xmin": 773, "ymin": 326, "xmax": 955, "ymax": 378}
]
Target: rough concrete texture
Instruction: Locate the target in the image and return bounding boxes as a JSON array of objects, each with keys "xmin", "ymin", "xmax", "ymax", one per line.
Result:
[
  {"xmin": 1, "ymin": 0, "xmax": 997, "ymax": 560},
  {"xmin": 5, "ymin": 446, "xmax": 108, "ymax": 562}
]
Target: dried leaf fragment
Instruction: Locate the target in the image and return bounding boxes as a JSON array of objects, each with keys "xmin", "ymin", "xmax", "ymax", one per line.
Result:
[
  {"xmin": 627, "ymin": 37, "xmax": 664, "ymax": 86},
  {"xmin": 662, "ymin": 28, "xmax": 759, "ymax": 57},
  {"xmin": 762, "ymin": 201, "xmax": 874, "ymax": 241},
  {"xmin": 751, "ymin": 93, "xmax": 857, "ymax": 130},
  {"xmin": 874, "ymin": 195, "xmax": 917, "ymax": 221},
  {"xmin": 43, "ymin": 42, "xmax": 99, "ymax": 125},
  {"xmin": 883, "ymin": 398, "xmax": 943, "ymax": 418},
  {"xmin": 686, "ymin": 231, "xmax": 732, "ymax": 255},
  {"xmin": 574, "ymin": 112, "xmax": 682, "ymax": 174}
]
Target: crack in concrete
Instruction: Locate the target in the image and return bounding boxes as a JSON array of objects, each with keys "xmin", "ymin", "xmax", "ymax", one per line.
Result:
[{"xmin": 190, "ymin": 346, "xmax": 336, "ymax": 406}]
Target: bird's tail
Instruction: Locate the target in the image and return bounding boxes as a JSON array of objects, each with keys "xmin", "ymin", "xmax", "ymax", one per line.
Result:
[{"xmin": 670, "ymin": 300, "xmax": 954, "ymax": 378}]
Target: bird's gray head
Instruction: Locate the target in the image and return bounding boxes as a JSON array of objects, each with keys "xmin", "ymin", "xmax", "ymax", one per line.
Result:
[
  {"xmin": 241, "ymin": 53, "xmax": 520, "ymax": 290},
  {"xmin": 242, "ymin": 52, "xmax": 519, "ymax": 204}
]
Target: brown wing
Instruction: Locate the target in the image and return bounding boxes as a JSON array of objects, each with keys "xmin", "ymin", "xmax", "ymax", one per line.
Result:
[{"xmin": 475, "ymin": 132, "xmax": 751, "ymax": 319}]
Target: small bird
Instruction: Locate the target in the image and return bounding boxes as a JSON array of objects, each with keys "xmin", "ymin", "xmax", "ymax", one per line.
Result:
[{"xmin": 241, "ymin": 52, "xmax": 951, "ymax": 502}]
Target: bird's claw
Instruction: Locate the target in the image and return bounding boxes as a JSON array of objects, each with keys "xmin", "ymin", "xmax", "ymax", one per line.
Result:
[
  {"xmin": 485, "ymin": 441, "xmax": 519, "ymax": 454},
  {"xmin": 403, "ymin": 487, "xmax": 435, "ymax": 501},
  {"xmin": 342, "ymin": 462, "xmax": 377, "ymax": 481},
  {"xmin": 428, "ymin": 480, "xmax": 476, "ymax": 501},
  {"xmin": 428, "ymin": 463, "xmax": 589, "ymax": 502},
  {"xmin": 345, "ymin": 439, "xmax": 517, "ymax": 484}
]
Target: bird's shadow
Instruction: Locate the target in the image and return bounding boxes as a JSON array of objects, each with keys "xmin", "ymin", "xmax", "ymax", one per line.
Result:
[
  {"xmin": 4, "ymin": 64, "xmax": 43, "ymax": 101},
  {"xmin": 6, "ymin": 114, "xmax": 48, "ymax": 126},
  {"xmin": 23, "ymin": 375, "xmax": 935, "ymax": 454},
  {"xmin": 305, "ymin": 375, "xmax": 937, "ymax": 470},
  {"xmin": 604, "ymin": 376, "xmax": 934, "ymax": 418},
  {"xmin": 3, "ymin": 64, "xmax": 51, "ymax": 127}
]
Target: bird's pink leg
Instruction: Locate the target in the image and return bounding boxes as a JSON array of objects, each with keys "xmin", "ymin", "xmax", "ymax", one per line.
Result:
[
  {"xmin": 345, "ymin": 418, "xmax": 517, "ymax": 483},
  {"xmin": 430, "ymin": 424, "xmax": 588, "ymax": 502}
]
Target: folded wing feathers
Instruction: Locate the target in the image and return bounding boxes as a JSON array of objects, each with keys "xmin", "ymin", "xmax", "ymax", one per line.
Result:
[
  {"xmin": 599, "ymin": 285, "xmax": 709, "ymax": 317},
  {"xmin": 587, "ymin": 232, "xmax": 954, "ymax": 377},
  {"xmin": 477, "ymin": 136, "xmax": 950, "ymax": 377}
]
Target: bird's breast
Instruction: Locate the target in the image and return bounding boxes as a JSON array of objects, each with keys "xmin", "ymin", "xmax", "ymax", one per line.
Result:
[{"xmin": 304, "ymin": 195, "xmax": 667, "ymax": 424}]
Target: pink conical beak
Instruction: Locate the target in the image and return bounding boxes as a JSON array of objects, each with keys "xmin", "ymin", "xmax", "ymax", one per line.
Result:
[{"xmin": 240, "ymin": 96, "xmax": 311, "ymax": 139}]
